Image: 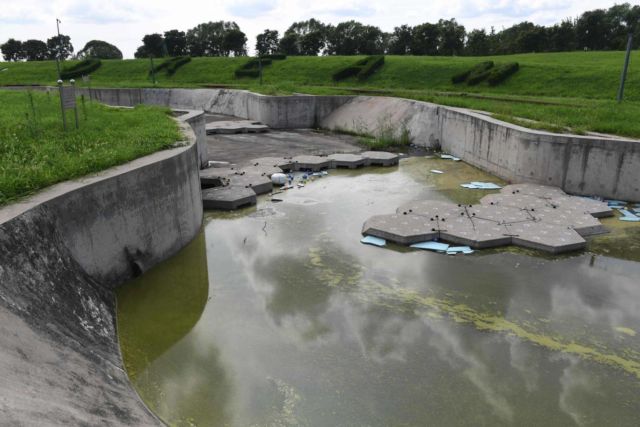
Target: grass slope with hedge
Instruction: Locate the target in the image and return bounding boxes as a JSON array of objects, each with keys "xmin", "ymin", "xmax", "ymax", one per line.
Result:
[
  {"xmin": 1, "ymin": 51, "xmax": 639, "ymax": 137},
  {"xmin": 0, "ymin": 90, "xmax": 181, "ymax": 206}
]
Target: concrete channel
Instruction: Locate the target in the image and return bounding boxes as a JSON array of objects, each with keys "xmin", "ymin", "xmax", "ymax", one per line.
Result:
[{"xmin": 0, "ymin": 87, "xmax": 639, "ymax": 424}]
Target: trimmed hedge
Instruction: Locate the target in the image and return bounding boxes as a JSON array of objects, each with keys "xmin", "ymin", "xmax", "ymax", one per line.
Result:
[
  {"xmin": 357, "ymin": 55, "xmax": 385, "ymax": 81},
  {"xmin": 451, "ymin": 61, "xmax": 494, "ymax": 84},
  {"xmin": 332, "ymin": 55, "xmax": 385, "ymax": 81},
  {"xmin": 234, "ymin": 55, "xmax": 286, "ymax": 78},
  {"xmin": 487, "ymin": 62, "xmax": 519, "ymax": 86},
  {"xmin": 60, "ymin": 59, "xmax": 102, "ymax": 80},
  {"xmin": 150, "ymin": 56, "xmax": 192, "ymax": 77}
]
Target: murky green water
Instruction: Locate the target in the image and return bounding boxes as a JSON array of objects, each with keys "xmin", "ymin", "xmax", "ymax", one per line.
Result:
[{"xmin": 118, "ymin": 158, "xmax": 640, "ymax": 427}]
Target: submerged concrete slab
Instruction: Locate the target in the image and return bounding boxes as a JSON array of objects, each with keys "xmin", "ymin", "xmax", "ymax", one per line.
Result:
[
  {"xmin": 328, "ymin": 153, "xmax": 366, "ymax": 169},
  {"xmin": 202, "ymin": 186, "xmax": 257, "ymax": 210},
  {"xmin": 249, "ymin": 157, "xmax": 294, "ymax": 173},
  {"xmin": 364, "ymin": 183, "xmax": 611, "ymax": 254},
  {"xmin": 361, "ymin": 151, "xmax": 400, "ymax": 166}
]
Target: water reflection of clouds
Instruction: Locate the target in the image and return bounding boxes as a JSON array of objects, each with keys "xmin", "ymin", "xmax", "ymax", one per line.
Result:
[{"xmin": 192, "ymin": 164, "xmax": 640, "ymax": 425}]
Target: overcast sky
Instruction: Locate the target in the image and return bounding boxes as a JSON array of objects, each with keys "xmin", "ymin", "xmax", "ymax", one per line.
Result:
[{"xmin": 0, "ymin": 0, "xmax": 632, "ymax": 58}]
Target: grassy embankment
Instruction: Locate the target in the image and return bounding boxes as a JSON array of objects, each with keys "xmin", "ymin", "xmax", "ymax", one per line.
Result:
[
  {"xmin": 1, "ymin": 51, "xmax": 639, "ymax": 138},
  {"xmin": 0, "ymin": 90, "xmax": 181, "ymax": 206}
]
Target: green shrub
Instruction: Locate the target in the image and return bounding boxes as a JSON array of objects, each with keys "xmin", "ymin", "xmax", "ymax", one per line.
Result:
[
  {"xmin": 332, "ymin": 56, "xmax": 385, "ymax": 81},
  {"xmin": 357, "ymin": 55, "xmax": 385, "ymax": 81},
  {"xmin": 332, "ymin": 66, "xmax": 362, "ymax": 81},
  {"xmin": 451, "ymin": 61, "xmax": 494, "ymax": 84},
  {"xmin": 60, "ymin": 59, "xmax": 102, "ymax": 80},
  {"xmin": 487, "ymin": 62, "xmax": 519, "ymax": 86}
]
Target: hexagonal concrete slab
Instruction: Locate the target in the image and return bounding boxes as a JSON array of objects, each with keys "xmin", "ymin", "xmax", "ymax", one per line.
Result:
[
  {"xmin": 291, "ymin": 155, "xmax": 333, "ymax": 171},
  {"xmin": 362, "ymin": 214, "xmax": 438, "ymax": 245},
  {"xmin": 363, "ymin": 184, "xmax": 613, "ymax": 254},
  {"xmin": 328, "ymin": 153, "xmax": 366, "ymax": 169},
  {"xmin": 361, "ymin": 151, "xmax": 400, "ymax": 166},
  {"xmin": 202, "ymin": 186, "xmax": 257, "ymax": 210}
]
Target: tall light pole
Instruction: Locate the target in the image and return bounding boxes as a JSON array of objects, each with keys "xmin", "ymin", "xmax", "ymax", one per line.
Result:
[{"xmin": 55, "ymin": 18, "xmax": 62, "ymax": 80}]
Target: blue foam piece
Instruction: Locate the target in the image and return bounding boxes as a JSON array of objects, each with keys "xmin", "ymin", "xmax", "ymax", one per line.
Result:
[
  {"xmin": 633, "ymin": 209, "xmax": 640, "ymax": 215},
  {"xmin": 361, "ymin": 235, "xmax": 387, "ymax": 247},
  {"xmin": 446, "ymin": 246, "xmax": 474, "ymax": 255},
  {"xmin": 410, "ymin": 241, "xmax": 450, "ymax": 252},
  {"xmin": 461, "ymin": 182, "xmax": 502, "ymax": 190},
  {"xmin": 618, "ymin": 210, "xmax": 640, "ymax": 222}
]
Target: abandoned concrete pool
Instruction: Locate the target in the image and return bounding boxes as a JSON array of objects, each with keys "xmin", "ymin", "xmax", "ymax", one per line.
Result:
[{"xmin": 1, "ymin": 89, "xmax": 640, "ymax": 426}]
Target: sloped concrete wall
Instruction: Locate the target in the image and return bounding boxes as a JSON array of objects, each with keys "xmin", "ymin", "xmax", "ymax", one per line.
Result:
[{"xmin": 0, "ymin": 120, "xmax": 203, "ymax": 425}]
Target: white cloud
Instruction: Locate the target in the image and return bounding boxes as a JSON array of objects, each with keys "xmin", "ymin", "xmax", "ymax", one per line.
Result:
[{"xmin": 0, "ymin": 0, "xmax": 626, "ymax": 58}]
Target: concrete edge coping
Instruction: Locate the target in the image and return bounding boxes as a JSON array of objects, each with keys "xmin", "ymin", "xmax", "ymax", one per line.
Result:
[{"xmin": 0, "ymin": 116, "xmax": 200, "ymax": 225}]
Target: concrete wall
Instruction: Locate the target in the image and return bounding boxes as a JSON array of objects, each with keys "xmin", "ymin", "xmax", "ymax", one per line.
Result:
[
  {"xmin": 80, "ymin": 87, "xmax": 353, "ymax": 129},
  {"xmin": 75, "ymin": 87, "xmax": 639, "ymax": 200},
  {"xmin": 321, "ymin": 96, "xmax": 640, "ymax": 202},
  {"xmin": 0, "ymin": 118, "xmax": 203, "ymax": 425}
]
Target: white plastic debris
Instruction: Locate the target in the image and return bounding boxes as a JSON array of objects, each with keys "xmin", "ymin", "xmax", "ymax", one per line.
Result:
[{"xmin": 271, "ymin": 173, "xmax": 287, "ymax": 185}]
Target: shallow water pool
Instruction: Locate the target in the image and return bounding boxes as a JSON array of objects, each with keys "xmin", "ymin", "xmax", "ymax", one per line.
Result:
[{"xmin": 117, "ymin": 158, "xmax": 640, "ymax": 426}]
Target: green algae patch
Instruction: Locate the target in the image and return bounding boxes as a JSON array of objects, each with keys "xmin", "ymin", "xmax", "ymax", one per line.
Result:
[
  {"xmin": 117, "ymin": 230, "xmax": 209, "ymax": 382},
  {"xmin": 615, "ymin": 327, "xmax": 637, "ymax": 337},
  {"xmin": 305, "ymin": 245, "xmax": 640, "ymax": 380},
  {"xmin": 401, "ymin": 156, "xmax": 507, "ymax": 205},
  {"xmin": 588, "ymin": 216, "xmax": 640, "ymax": 262}
]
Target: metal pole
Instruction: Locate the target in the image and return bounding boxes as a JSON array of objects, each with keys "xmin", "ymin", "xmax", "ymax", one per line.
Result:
[
  {"xmin": 71, "ymin": 79, "xmax": 79, "ymax": 129},
  {"xmin": 617, "ymin": 32, "xmax": 633, "ymax": 103},
  {"xmin": 55, "ymin": 19, "xmax": 62, "ymax": 80},
  {"xmin": 57, "ymin": 80, "xmax": 67, "ymax": 131},
  {"xmin": 150, "ymin": 56, "xmax": 157, "ymax": 85}
]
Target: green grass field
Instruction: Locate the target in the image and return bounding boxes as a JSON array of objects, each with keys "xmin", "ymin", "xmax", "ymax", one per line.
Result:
[
  {"xmin": 0, "ymin": 90, "xmax": 181, "ymax": 206},
  {"xmin": 1, "ymin": 51, "xmax": 639, "ymax": 137}
]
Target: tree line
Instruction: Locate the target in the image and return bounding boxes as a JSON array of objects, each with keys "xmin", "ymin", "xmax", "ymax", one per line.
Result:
[
  {"xmin": 133, "ymin": 3, "xmax": 640, "ymax": 59},
  {"xmin": 1, "ymin": 36, "xmax": 122, "ymax": 61},
  {"xmin": 2, "ymin": 3, "xmax": 639, "ymax": 62}
]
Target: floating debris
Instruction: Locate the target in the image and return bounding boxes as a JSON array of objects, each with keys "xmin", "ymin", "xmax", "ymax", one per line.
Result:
[
  {"xmin": 446, "ymin": 246, "xmax": 474, "ymax": 255},
  {"xmin": 361, "ymin": 235, "xmax": 387, "ymax": 247},
  {"xmin": 618, "ymin": 209, "xmax": 640, "ymax": 222},
  {"xmin": 460, "ymin": 182, "xmax": 502, "ymax": 190},
  {"xmin": 410, "ymin": 241, "xmax": 450, "ymax": 252},
  {"xmin": 430, "ymin": 170, "xmax": 444, "ymax": 174},
  {"xmin": 440, "ymin": 154, "xmax": 461, "ymax": 161}
]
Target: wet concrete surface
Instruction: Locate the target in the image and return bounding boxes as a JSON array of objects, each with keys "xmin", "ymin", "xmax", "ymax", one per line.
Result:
[{"xmin": 206, "ymin": 129, "xmax": 363, "ymax": 166}]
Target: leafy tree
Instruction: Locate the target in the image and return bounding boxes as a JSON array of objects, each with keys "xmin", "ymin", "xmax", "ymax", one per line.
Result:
[
  {"xmin": 77, "ymin": 40, "xmax": 123, "ymax": 59},
  {"xmin": 465, "ymin": 29, "xmax": 490, "ymax": 55},
  {"xmin": 410, "ymin": 23, "xmax": 439, "ymax": 55},
  {"xmin": 1, "ymin": 39, "xmax": 24, "ymax": 61},
  {"xmin": 23, "ymin": 39, "xmax": 48, "ymax": 61},
  {"xmin": 278, "ymin": 33, "xmax": 299, "ymax": 55},
  {"xmin": 46, "ymin": 34, "xmax": 73, "ymax": 60},
  {"xmin": 138, "ymin": 33, "xmax": 166, "ymax": 57},
  {"xmin": 256, "ymin": 30, "xmax": 280, "ymax": 56},
  {"xmin": 576, "ymin": 9, "xmax": 609, "ymax": 50},
  {"xmin": 284, "ymin": 19, "xmax": 327, "ymax": 55},
  {"xmin": 388, "ymin": 25, "xmax": 413, "ymax": 55},
  {"xmin": 222, "ymin": 29, "xmax": 247, "ymax": 56},
  {"xmin": 164, "ymin": 30, "xmax": 187, "ymax": 56},
  {"xmin": 186, "ymin": 21, "xmax": 240, "ymax": 56},
  {"xmin": 437, "ymin": 19, "xmax": 465, "ymax": 55},
  {"xmin": 548, "ymin": 20, "xmax": 577, "ymax": 52}
]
